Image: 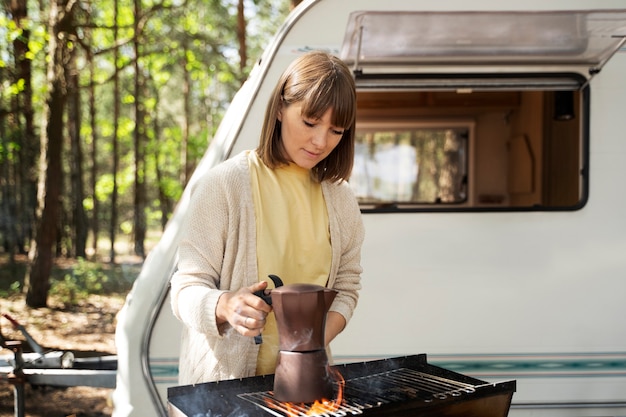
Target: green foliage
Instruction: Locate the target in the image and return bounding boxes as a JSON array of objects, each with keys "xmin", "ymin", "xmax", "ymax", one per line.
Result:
[
  {"xmin": 1, "ymin": 0, "xmax": 292, "ymax": 270},
  {"xmin": 7, "ymin": 78, "xmax": 25, "ymax": 94},
  {"xmin": 0, "ymin": 254, "xmax": 138, "ymax": 304},
  {"xmin": 161, "ymin": 176, "xmax": 183, "ymax": 201},
  {"xmin": 95, "ymin": 173, "xmax": 115, "ymax": 200},
  {"xmin": 48, "ymin": 258, "xmax": 134, "ymax": 306},
  {"xmin": 119, "ymin": 220, "xmax": 133, "ymax": 235},
  {"xmin": 0, "ymin": 281, "xmax": 21, "ymax": 298}
]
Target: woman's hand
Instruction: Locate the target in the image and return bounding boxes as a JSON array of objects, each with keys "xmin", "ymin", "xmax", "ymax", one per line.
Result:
[
  {"xmin": 216, "ymin": 281, "xmax": 273, "ymax": 337},
  {"xmin": 325, "ymin": 311, "xmax": 346, "ymax": 346}
]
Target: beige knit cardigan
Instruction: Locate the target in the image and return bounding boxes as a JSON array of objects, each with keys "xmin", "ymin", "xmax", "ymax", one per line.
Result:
[{"xmin": 170, "ymin": 151, "xmax": 364, "ymax": 384}]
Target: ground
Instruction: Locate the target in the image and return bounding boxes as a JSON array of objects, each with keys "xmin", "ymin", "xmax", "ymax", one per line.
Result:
[
  {"xmin": 0, "ymin": 292, "xmax": 125, "ymax": 417},
  {"xmin": 0, "ymin": 254, "xmax": 136, "ymax": 417}
]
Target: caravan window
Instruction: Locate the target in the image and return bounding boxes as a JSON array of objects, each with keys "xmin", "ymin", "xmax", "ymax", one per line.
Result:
[
  {"xmin": 340, "ymin": 10, "xmax": 626, "ymax": 212},
  {"xmin": 349, "ymin": 88, "xmax": 586, "ymax": 211}
]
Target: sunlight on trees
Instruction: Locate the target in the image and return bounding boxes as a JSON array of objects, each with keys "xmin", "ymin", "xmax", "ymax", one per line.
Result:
[{"xmin": 0, "ymin": 0, "xmax": 292, "ymax": 306}]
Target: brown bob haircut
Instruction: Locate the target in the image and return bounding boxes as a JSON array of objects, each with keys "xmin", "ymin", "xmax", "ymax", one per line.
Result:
[{"xmin": 256, "ymin": 51, "xmax": 357, "ymax": 183}]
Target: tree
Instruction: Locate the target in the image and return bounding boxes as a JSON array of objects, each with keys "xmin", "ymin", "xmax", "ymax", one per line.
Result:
[
  {"xmin": 132, "ymin": 0, "xmax": 147, "ymax": 258},
  {"xmin": 1, "ymin": 0, "xmax": 38, "ymax": 260},
  {"xmin": 87, "ymin": 48, "xmax": 100, "ymax": 255},
  {"xmin": 25, "ymin": 0, "xmax": 77, "ymax": 307},
  {"xmin": 2, "ymin": 0, "xmax": 292, "ymax": 305},
  {"xmin": 68, "ymin": 42, "xmax": 88, "ymax": 258},
  {"xmin": 237, "ymin": 0, "xmax": 247, "ymax": 77},
  {"xmin": 109, "ymin": 0, "xmax": 120, "ymax": 264}
]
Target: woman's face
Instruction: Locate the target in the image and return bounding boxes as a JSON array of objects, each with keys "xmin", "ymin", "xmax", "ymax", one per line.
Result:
[{"xmin": 277, "ymin": 102, "xmax": 344, "ymax": 170}]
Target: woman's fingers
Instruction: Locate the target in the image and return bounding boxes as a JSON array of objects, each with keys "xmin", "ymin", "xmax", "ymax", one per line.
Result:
[{"xmin": 217, "ymin": 281, "xmax": 273, "ymax": 336}]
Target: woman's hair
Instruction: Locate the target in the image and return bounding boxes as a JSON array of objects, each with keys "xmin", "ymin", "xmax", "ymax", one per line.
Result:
[{"xmin": 257, "ymin": 50, "xmax": 357, "ymax": 183}]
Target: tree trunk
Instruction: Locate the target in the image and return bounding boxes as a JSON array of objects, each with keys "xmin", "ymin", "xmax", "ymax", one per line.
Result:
[
  {"xmin": 0, "ymin": 79, "xmax": 17, "ymax": 259},
  {"xmin": 5, "ymin": 0, "xmax": 37, "ymax": 257},
  {"xmin": 25, "ymin": 0, "xmax": 72, "ymax": 308},
  {"xmin": 68, "ymin": 49, "xmax": 88, "ymax": 257},
  {"xmin": 237, "ymin": 0, "xmax": 247, "ymax": 78},
  {"xmin": 110, "ymin": 0, "xmax": 120, "ymax": 264},
  {"xmin": 438, "ymin": 130, "xmax": 462, "ymax": 203},
  {"xmin": 88, "ymin": 50, "xmax": 100, "ymax": 256},
  {"xmin": 151, "ymin": 90, "xmax": 171, "ymax": 231},
  {"xmin": 181, "ymin": 40, "xmax": 191, "ymax": 187},
  {"xmin": 0, "ymin": 108, "xmax": 13, "ymax": 259},
  {"xmin": 15, "ymin": 0, "xmax": 37, "ymax": 257},
  {"xmin": 412, "ymin": 131, "xmax": 425, "ymax": 201},
  {"xmin": 132, "ymin": 0, "xmax": 146, "ymax": 258},
  {"xmin": 290, "ymin": 0, "xmax": 303, "ymax": 10}
]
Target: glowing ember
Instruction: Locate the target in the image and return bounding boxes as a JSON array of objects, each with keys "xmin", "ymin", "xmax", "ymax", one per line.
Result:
[{"xmin": 265, "ymin": 369, "xmax": 345, "ymax": 416}]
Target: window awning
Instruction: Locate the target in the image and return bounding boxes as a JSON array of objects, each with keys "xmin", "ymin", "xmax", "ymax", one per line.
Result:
[{"xmin": 340, "ymin": 10, "xmax": 626, "ymax": 86}]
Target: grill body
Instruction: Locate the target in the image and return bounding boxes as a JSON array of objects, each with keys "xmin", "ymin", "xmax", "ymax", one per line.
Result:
[{"xmin": 167, "ymin": 354, "xmax": 516, "ymax": 417}]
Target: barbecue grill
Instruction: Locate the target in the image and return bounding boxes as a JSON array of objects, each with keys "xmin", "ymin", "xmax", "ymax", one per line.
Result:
[{"xmin": 167, "ymin": 354, "xmax": 516, "ymax": 417}]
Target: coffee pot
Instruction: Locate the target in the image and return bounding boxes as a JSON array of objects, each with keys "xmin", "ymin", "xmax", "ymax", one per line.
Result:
[{"xmin": 270, "ymin": 283, "xmax": 338, "ymax": 403}]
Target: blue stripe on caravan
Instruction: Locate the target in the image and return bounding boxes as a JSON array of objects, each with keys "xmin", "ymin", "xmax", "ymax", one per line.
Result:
[
  {"xmin": 150, "ymin": 358, "xmax": 179, "ymax": 383},
  {"xmin": 430, "ymin": 352, "xmax": 626, "ymax": 379},
  {"xmin": 333, "ymin": 352, "xmax": 626, "ymax": 379}
]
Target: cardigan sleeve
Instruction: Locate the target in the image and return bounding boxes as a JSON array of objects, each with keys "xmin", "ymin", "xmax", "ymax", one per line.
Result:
[
  {"xmin": 170, "ymin": 164, "xmax": 234, "ymax": 338},
  {"xmin": 325, "ymin": 180, "xmax": 365, "ymax": 324}
]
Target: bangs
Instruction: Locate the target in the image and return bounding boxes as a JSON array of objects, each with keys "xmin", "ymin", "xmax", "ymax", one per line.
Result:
[{"xmin": 289, "ymin": 70, "xmax": 356, "ymax": 129}]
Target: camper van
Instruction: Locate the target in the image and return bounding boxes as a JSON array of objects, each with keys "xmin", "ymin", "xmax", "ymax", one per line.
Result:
[{"xmin": 112, "ymin": 0, "xmax": 626, "ymax": 416}]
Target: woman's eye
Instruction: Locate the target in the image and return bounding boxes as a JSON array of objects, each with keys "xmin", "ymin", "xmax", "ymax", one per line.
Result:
[{"xmin": 302, "ymin": 119, "xmax": 343, "ymax": 135}]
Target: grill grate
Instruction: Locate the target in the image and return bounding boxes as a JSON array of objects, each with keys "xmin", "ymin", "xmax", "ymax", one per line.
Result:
[
  {"xmin": 238, "ymin": 368, "xmax": 477, "ymax": 416},
  {"xmin": 167, "ymin": 355, "xmax": 516, "ymax": 417}
]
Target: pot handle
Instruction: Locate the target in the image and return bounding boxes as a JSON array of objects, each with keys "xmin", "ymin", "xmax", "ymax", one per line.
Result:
[{"xmin": 253, "ymin": 274, "xmax": 284, "ymax": 345}]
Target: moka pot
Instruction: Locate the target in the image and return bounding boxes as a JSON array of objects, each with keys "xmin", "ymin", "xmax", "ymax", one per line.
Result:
[{"xmin": 270, "ymin": 283, "xmax": 338, "ymax": 403}]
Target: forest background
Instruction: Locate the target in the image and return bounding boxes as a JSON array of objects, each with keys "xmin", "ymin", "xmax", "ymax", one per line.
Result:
[{"xmin": 0, "ymin": 0, "xmax": 303, "ymax": 309}]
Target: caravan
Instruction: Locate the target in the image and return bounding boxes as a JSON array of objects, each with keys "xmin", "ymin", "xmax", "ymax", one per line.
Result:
[{"xmin": 113, "ymin": 0, "xmax": 626, "ymax": 415}]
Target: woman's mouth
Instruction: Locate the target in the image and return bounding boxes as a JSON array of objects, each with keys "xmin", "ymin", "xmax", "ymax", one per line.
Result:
[{"xmin": 303, "ymin": 149, "xmax": 321, "ymax": 159}]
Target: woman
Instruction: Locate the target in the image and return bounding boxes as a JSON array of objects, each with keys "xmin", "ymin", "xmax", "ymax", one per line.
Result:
[{"xmin": 170, "ymin": 51, "xmax": 364, "ymax": 384}]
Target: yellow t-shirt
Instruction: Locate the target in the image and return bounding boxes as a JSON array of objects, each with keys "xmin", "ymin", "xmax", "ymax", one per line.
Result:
[{"xmin": 248, "ymin": 151, "xmax": 331, "ymax": 375}]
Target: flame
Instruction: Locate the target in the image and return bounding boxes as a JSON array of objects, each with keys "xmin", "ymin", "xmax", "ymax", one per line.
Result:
[{"xmin": 265, "ymin": 369, "xmax": 345, "ymax": 416}]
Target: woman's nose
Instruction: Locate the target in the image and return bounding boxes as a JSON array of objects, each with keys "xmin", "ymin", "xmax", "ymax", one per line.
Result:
[{"xmin": 310, "ymin": 130, "xmax": 328, "ymax": 149}]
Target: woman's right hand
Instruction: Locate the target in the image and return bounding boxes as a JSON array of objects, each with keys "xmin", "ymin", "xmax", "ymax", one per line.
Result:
[{"xmin": 215, "ymin": 281, "xmax": 272, "ymax": 337}]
